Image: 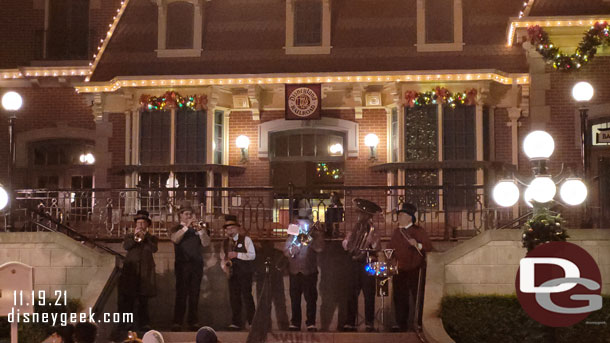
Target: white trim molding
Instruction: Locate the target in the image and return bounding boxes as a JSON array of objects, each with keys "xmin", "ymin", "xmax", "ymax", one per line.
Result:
[
  {"xmin": 285, "ymin": 0, "xmax": 332, "ymax": 55},
  {"xmin": 258, "ymin": 117, "xmax": 358, "ymax": 158},
  {"xmin": 416, "ymin": 0, "xmax": 464, "ymax": 52},
  {"xmin": 156, "ymin": 0, "xmax": 205, "ymax": 58}
]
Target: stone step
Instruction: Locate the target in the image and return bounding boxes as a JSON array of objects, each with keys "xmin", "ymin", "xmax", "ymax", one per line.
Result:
[{"xmin": 160, "ymin": 331, "xmax": 421, "ymax": 343}]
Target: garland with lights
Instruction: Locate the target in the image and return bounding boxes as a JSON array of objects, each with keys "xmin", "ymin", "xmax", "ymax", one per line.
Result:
[
  {"xmin": 404, "ymin": 87, "xmax": 477, "ymax": 108},
  {"xmin": 527, "ymin": 22, "xmax": 610, "ymax": 71},
  {"xmin": 139, "ymin": 92, "xmax": 208, "ymax": 111},
  {"xmin": 316, "ymin": 163, "xmax": 342, "ymax": 179},
  {"xmin": 522, "ymin": 205, "xmax": 569, "ymax": 252}
]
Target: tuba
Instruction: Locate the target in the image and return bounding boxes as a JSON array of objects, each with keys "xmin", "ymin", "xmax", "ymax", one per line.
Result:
[{"xmin": 346, "ymin": 220, "xmax": 375, "ymax": 261}]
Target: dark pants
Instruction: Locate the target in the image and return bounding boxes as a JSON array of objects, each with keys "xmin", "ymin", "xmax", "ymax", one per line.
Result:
[
  {"xmin": 117, "ymin": 292, "xmax": 150, "ymax": 329},
  {"xmin": 229, "ymin": 270, "xmax": 255, "ymax": 326},
  {"xmin": 174, "ymin": 261, "xmax": 203, "ymax": 325},
  {"xmin": 346, "ymin": 260, "xmax": 376, "ymax": 326},
  {"xmin": 393, "ymin": 266, "xmax": 426, "ymax": 330},
  {"xmin": 289, "ymin": 272, "xmax": 318, "ymax": 327}
]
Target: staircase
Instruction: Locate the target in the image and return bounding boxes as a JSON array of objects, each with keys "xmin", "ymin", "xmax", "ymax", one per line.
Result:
[{"xmin": 161, "ymin": 331, "xmax": 422, "ymax": 343}]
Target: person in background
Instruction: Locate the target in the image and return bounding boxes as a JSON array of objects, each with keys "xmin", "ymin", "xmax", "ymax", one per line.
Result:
[
  {"xmin": 388, "ymin": 203, "xmax": 433, "ymax": 332},
  {"xmin": 196, "ymin": 326, "xmax": 221, "ymax": 343},
  {"xmin": 171, "ymin": 200, "xmax": 211, "ymax": 331},
  {"xmin": 222, "ymin": 214, "xmax": 256, "ymax": 330},
  {"xmin": 283, "ymin": 208, "xmax": 325, "ymax": 331},
  {"xmin": 73, "ymin": 322, "xmax": 97, "ymax": 343},
  {"xmin": 118, "ymin": 210, "xmax": 158, "ymax": 332}
]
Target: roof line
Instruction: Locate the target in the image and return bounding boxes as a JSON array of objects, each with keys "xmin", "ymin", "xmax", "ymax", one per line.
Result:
[
  {"xmin": 74, "ymin": 69, "xmax": 530, "ymax": 93},
  {"xmin": 507, "ymin": 15, "xmax": 610, "ymax": 46},
  {"xmin": 86, "ymin": 0, "xmax": 132, "ymax": 82}
]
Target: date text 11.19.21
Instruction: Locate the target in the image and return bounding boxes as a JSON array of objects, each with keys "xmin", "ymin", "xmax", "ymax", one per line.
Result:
[{"xmin": 13, "ymin": 290, "xmax": 67, "ymax": 307}]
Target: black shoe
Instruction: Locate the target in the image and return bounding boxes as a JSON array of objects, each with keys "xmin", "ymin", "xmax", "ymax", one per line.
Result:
[
  {"xmin": 365, "ymin": 325, "xmax": 375, "ymax": 332},
  {"xmin": 188, "ymin": 323, "xmax": 201, "ymax": 331},
  {"xmin": 171, "ymin": 324, "xmax": 182, "ymax": 332},
  {"xmin": 391, "ymin": 325, "xmax": 402, "ymax": 332},
  {"xmin": 288, "ymin": 324, "xmax": 300, "ymax": 331},
  {"xmin": 306, "ymin": 325, "xmax": 317, "ymax": 332}
]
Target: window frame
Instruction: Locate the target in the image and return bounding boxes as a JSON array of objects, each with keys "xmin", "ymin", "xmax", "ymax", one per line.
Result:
[
  {"xmin": 416, "ymin": 0, "xmax": 464, "ymax": 52},
  {"xmin": 285, "ymin": 0, "xmax": 332, "ymax": 55},
  {"xmin": 156, "ymin": 0, "xmax": 204, "ymax": 58}
]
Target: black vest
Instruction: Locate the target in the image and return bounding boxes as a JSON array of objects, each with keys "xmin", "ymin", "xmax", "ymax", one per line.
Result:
[
  {"xmin": 226, "ymin": 234, "xmax": 253, "ymax": 274},
  {"xmin": 173, "ymin": 225, "xmax": 203, "ymax": 265}
]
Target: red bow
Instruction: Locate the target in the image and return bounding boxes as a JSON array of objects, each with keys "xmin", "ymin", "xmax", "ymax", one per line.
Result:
[
  {"xmin": 404, "ymin": 91, "xmax": 418, "ymax": 108},
  {"xmin": 465, "ymin": 89, "xmax": 477, "ymax": 105}
]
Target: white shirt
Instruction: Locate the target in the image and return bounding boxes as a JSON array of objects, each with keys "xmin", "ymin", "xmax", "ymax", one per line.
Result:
[
  {"xmin": 232, "ymin": 234, "xmax": 256, "ymax": 261},
  {"xmin": 170, "ymin": 223, "xmax": 211, "ymax": 247}
]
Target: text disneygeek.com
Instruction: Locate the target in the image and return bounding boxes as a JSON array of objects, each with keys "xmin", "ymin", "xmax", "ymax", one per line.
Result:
[{"xmin": 6, "ymin": 308, "xmax": 133, "ymax": 327}]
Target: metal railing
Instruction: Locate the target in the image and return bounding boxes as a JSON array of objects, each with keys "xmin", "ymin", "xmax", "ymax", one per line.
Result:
[{"xmin": 1, "ymin": 185, "xmax": 588, "ymax": 240}]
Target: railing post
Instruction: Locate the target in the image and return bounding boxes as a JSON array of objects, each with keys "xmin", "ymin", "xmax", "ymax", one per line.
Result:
[{"xmin": 288, "ymin": 182, "xmax": 294, "ymax": 224}]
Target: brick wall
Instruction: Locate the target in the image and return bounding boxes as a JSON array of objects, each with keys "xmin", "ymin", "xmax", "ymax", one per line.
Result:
[
  {"xmin": 0, "ymin": 87, "xmax": 95, "ymax": 186},
  {"xmin": 228, "ymin": 108, "xmax": 387, "ymax": 188}
]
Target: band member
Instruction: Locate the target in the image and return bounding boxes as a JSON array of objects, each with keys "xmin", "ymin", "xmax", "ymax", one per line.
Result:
[
  {"xmin": 283, "ymin": 209, "xmax": 325, "ymax": 331},
  {"xmin": 118, "ymin": 210, "xmax": 158, "ymax": 332},
  {"xmin": 222, "ymin": 214, "xmax": 256, "ymax": 330},
  {"xmin": 389, "ymin": 203, "xmax": 433, "ymax": 332},
  {"xmin": 171, "ymin": 201, "xmax": 211, "ymax": 331},
  {"xmin": 342, "ymin": 198, "xmax": 381, "ymax": 332}
]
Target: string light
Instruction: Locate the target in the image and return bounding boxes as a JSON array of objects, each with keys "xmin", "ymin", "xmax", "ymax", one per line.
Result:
[
  {"xmin": 507, "ymin": 16, "xmax": 610, "ymax": 46},
  {"xmin": 73, "ymin": 72, "xmax": 529, "ymax": 93}
]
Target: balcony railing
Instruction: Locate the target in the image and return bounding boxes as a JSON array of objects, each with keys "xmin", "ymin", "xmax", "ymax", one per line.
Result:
[{"xmin": 2, "ymin": 185, "xmax": 587, "ymax": 240}]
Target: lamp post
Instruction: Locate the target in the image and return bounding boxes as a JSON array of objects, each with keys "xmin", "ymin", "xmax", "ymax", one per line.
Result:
[
  {"xmin": 236, "ymin": 135, "xmax": 250, "ymax": 163},
  {"xmin": 1, "ymin": 91, "xmax": 23, "ymax": 230},
  {"xmin": 571, "ymin": 81, "xmax": 594, "ymax": 175},
  {"xmin": 492, "ymin": 130, "xmax": 587, "ymax": 219}
]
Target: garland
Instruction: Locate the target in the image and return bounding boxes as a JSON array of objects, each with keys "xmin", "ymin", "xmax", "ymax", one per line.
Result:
[
  {"xmin": 404, "ymin": 87, "xmax": 477, "ymax": 108},
  {"xmin": 139, "ymin": 91, "xmax": 208, "ymax": 111},
  {"xmin": 522, "ymin": 206, "xmax": 568, "ymax": 252},
  {"xmin": 316, "ymin": 163, "xmax": 342, "ymax": 179},
  {"xmin": 527, "ymin": 22, "xmax": 610, "ymax": 71}
]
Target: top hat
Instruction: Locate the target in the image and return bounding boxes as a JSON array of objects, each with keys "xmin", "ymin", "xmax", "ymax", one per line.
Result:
[
  {"xmin": 134, "ymin": 210, "xmax": 152, "ymax": 225},
  {"xmin": 352, "ymin": 198, "xmax": 382, "ymax": 215},
  {"xmin": 223, "ymin": 214, "xmax": 241, "ymax": 229},
  {"xmin": 177, "ymin": 200, "xmax": 195, "ymax": 214},
  {"xmin": 397, "ymin": 202, "xmax": 417, "ymax": 217}
]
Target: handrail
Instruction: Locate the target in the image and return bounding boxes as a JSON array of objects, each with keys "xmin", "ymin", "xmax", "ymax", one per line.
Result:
[{"xmin": 496, "ymin": 211, "xmax": 533, "ymax": 230}]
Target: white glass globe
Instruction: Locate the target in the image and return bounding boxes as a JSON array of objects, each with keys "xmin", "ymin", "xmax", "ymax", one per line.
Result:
[
  {"xmin": 2, "ymin": 91, "xmax": 23, "ymax": 111},
  {"xmin": 529, "ymin": 176, "xmax": 557, "ymax": 203},
  {"xmin": 79, "ymin": 154, "xmax": 87, "ymax": 163},
  {"xmin": 572, "ymin": 81, "xmax": 594, "ymax": 102},
  {"xmin": 329, "ymin": 143, "xmax": 343, "ymax": 155},
  {"xmin": 0, "ymin": 186, "xmax": 8, "ymax": 211},
  {"xmin": 524, "ymin": 185, "xmax": 535, "ymax": 208},
  {"xmin": 559, "ymin": 178, "xmax": 588, "ymax": 206},
  {"xmin": 85, "ymin": 153, "xmax": 95, "ymax": 164},
  {"xmin": 523, "ymin": 131, "xmax": 555, "ymax": 160},
  {"xmin": 492, "ymin": 180, "xmax": 520, "ymax": 207},
  {"xmin": 236, "ymin": 135, "xmax": 250, "ymax": 149},
  {"xmin": 364, "ymin": 134, "xmax": 379, "ymax": 147}
]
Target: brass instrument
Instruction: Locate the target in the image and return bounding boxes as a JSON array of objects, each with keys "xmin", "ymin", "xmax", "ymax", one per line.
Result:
[
  {"xmin": 134, "ymin": 228, "xmax": 147, "ymax": 242},
  {"xmin": 289, "ymin": 221, "xmax": 321, "ymax": 257},
  {"xmin": 346, "ymin": 220, "xmax": 376, "ymax": 261}
]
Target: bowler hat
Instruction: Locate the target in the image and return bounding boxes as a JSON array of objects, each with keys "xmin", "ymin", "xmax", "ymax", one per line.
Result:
[
  {"xmin": 223, "ymin": 214, "xmax": 241, "ymax": 228},
  {"xmin": 134, "ymin": 210, "xmax": 152, "ymax": 225},
  {"xmin": 352, "ymin": 198, "xmax": 382, "ymax": 215}
]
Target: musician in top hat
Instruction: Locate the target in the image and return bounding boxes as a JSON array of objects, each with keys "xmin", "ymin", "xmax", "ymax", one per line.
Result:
[
  {"xmin": 341, "ymin": 198, "xmax": 381, "ymax": 332},
  {"xmin": 283, "ymin": 207, "xmax": 325, "ymax": 331},
  {"xmin": 118, "ymin": 210, "xmax": 158, "ymax": 331},
  {"xmin": 170, "ymin": 200, "xmax": 211, "ymax": 331},
  {"xmin": 388, "ymin": 203, "xmax": 433, "ymax": 332},
  {"xmin": 222, "ymin": 214, "xmax": 256, "ymax": 330}
]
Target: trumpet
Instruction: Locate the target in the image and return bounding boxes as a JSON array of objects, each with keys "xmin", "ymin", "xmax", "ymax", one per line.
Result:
[{"xmin": 134, "ymin": 228, "xmax": 147, "ymax": 242}]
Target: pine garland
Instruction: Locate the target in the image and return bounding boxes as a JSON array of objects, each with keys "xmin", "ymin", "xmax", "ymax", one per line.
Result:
[
  {"xmin": 404, "ymin": 87, "xmax": 477, "ymax": 108},
  {"xmin": 522, "ymin": 205, "xmax": 569, "ymax": 252},
  {"xmin": 527, "ymin": 22, "xmax": 610, "ymax": 71},
  {"xmin": 139, "ymin": 91, "xmax": 208, "ymax": 111}
]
